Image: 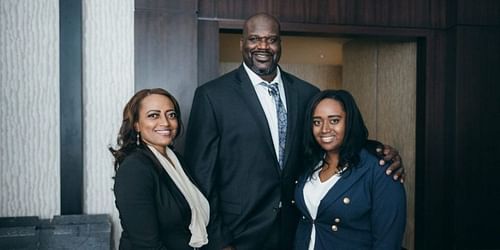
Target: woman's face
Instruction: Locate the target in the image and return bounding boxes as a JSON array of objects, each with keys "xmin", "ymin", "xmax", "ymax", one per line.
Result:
[
  {"xmin": 135, "ymin": 94, "xmax": 178, "ymax": 153},
  {"xmin": 312, "ymin": 98, "xmax": 346, "ymax": 154}
]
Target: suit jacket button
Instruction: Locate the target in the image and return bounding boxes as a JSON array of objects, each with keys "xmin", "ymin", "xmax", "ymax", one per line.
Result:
[
  {"xmin": 331, "ymin": 225, "xmax": 338, "ymax": 232},
  {"xmin": 295, "ymin": 180, "xmax": 299, "ymax": 184},
  {"xmin": 343, "ymin": 197, "xmax": 350, "ymax": 205},
  {"xmin": 334, "ymin": 217, "xmax": 340, "ymax": 223},
  {"xmin": 291, "ymin": 200, "xmax": 295, "ymax": 204}
]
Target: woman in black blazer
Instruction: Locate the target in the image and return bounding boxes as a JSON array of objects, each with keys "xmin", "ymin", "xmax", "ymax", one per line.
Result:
[{"xmin": 110, "ymin": 88, "xmax": 209, "ymax": 250}]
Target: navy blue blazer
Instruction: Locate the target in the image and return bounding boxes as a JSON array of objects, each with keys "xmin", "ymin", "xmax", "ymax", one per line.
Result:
[
  {"xmin": 295, "ymin": 149, "xmax": 406, "ymax": 250},
  {"xmin": 114, "ymin": 146, "xmax": 199, "ymax": 250}
]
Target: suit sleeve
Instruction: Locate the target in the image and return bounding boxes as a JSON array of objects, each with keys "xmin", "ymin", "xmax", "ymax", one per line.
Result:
[
  {"xmin": 364, "ymin": 139, "xmax": 384, "ymax": 158},
  {"xmin": 185, "ymin": 87, "xmax": 232, "ymax": 249},
  {"xmin": 114, "ymin": 157, "xmax": 167, "ymax": 250},
  {"xmin": 370, "ymin": 161, "xmax": 407, "ymax": 250}
]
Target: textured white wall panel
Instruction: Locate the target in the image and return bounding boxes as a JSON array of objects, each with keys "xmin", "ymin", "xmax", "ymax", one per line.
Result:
[
  {"xmin": 0, "ymin": 0, "xmax": 60, "ymax": 218},
  {"xmin": 82, "ymin": 0, "xmax": 134, "ymax": 247}
]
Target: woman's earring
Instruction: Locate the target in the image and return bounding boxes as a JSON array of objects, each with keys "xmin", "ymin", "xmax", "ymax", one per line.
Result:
[{"xmin": 136, "ymin": 133, "xmax": 140, "ymax": 146}]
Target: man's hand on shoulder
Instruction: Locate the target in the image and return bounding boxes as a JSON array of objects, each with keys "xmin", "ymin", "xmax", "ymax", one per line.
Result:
[{"xmin": 376, "ymin": 144, "xmax": 405, "ymax": 183}]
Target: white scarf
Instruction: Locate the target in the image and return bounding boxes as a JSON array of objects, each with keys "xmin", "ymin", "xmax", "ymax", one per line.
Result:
[{"xmin": 147, "ymin": 145, "xmax": 210, "ymax": 248}]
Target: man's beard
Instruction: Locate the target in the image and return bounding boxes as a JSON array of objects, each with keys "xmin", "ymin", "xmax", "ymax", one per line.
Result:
[{"xmin": 251, "ymin": 59, "xmax": 278, "ymax": 77}]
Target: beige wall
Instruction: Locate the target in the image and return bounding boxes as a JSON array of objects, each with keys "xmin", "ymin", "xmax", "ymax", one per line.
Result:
[
  {"xmin": 220, "ymin": 33, "xmax": 344, "ymax": 89},
  {"xmin": 343, "ymin": 40, "xmax": 416, "ymax": 250},
  {"xmin": 220, "ymin": 33, "xmax": 347, "ymax": 65},
  {"xmin": 280, "ymin": 64, "xmax": 342, "ymax": 90}
]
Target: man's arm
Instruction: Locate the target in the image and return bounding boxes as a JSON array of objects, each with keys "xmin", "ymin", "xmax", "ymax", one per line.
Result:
[
  {"xmin": 365, "ymin": 139, "xmax": 405, "ymax": 182},
  {"xmin": 184, "ymin": 87, "xmax": 233, "ymax": 249}
]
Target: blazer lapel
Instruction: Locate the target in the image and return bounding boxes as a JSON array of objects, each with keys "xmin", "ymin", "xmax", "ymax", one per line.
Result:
[
  {"xmin": 137, "ymin": 147, "xmax": 191, "ymax": 217},
  {"xmin": 140, "ymin": 147, "xmax": 178, "ymax": 189},
  {"xmin": 233, "ymin": 65, "xmax": 279, "ymax": 172},
  {"xmin": 296, "ymin": 174, "xmax": 314, "ymax": 219},
  {"xmin": 316, "ymin": 162, "xmax": 370, "ymax": 217}
]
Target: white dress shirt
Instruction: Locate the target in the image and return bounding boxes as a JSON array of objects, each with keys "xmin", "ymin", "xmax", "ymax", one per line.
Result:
[
  {"xmin": 242, "ymin": 62, "xmax": 287, "ymax": 161},
  {"xmin": 303, "ymin": 166, "xmax": 342, "ymax": 250}
]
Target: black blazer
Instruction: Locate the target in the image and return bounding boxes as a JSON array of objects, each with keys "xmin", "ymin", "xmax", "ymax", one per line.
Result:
[
  {"xmin": 114, "ymin": 146, "xmax": 200, "ymax": 250},
  {"xmin": 185, "ymin": 65, "xmax": 319, "ymax": 250}
]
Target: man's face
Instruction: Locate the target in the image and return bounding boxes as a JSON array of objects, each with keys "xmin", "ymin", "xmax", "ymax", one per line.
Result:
[{"xmin": 240, "ymin": 18, "xmax": 281, "ymax": 80}]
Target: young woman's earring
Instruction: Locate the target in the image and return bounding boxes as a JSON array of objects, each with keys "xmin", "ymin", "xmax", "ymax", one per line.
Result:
[{"xmin": 136, "ymin": 133, "xmax": 140, "ymax": 146}]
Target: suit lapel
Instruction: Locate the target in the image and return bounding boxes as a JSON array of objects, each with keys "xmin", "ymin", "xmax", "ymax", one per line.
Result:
[
  {"xmin": 233, "ymin": 65, "xmax": 279, "ymax": 172},
  {"xmin": 316, "ymin": 162, "xmax": 370, "ymax": 217},
  {"xmin": 281, "ymin": 71, "xmax": 298, "ymax": 170}
]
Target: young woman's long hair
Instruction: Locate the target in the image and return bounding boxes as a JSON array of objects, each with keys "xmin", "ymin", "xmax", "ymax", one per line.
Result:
[
  {"xmin": 302, "ymin": 89, "xmax": 368, "ymax": 178},
  {"xmin": 109, "ymin": 88, "xmax": 183, "ymax": 171}
]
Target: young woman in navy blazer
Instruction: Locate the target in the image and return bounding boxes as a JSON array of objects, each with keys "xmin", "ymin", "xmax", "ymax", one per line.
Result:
[{"xmin": 295, "ymin": 90, "xmax": 406, "ymax": 250}]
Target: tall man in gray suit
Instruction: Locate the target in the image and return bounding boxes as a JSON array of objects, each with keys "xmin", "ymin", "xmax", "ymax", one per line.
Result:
[{"xmin": 185, "ymin": 13, "xmax": 403, "ymax": 250}]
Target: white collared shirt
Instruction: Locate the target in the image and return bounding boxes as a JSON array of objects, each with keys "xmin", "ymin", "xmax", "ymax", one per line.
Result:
[
  {"xmin": 303, "ymin": 165, "xmax": 342, "ymax": 250},
  {"xmin": 242, "ymin": 62, "xmax": 287, "ymax": 161}
]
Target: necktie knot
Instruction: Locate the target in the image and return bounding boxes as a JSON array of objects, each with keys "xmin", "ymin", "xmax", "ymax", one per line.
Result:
[{"xmin": 266, "ymin": 83, "xmax": 279, "ymax": 96}]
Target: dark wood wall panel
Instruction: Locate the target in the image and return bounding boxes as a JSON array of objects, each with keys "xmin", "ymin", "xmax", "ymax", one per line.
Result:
[
  {"xmin": 415, "ymin": 30, "xmax": 455, "ymax": 250},
  {"xmin": 198, "ymin": 0, "xmax": 216, "ymax": 18},
  {"xmin": 453, "ymin": 26, "xmax": 500, "ymax": 249},
  {"xmin": 135, "ymin": 0, "xmax": 198, "ymax": 153},
  {"xmin": 136, "ymin": 0, "xmax": 194, "ymax": 10},
  {"xmin": 198, "ymin": 20, "xmax": 220, "ymax": 85},
  {"xmin": 457, "ymin": 0, "xmax": 500, "ymax": 26},
  {"xmin": 198, "ymin": 0, "xmax": 447, "ymax": 28}
]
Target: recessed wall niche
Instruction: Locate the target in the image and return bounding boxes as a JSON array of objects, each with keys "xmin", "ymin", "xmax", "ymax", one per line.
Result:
[{"xmin": 220, "ymin": 32, "xmax": 417, "ymax": 250}]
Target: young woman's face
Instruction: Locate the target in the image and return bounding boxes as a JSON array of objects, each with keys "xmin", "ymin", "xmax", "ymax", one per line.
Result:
[
  {"xmin": 312, "ymin": 98, "xmax": 346, "ymax": 154},
  {"xmin": 135, "ymin": 94, "xmax": 178, "ymax": 153}
]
